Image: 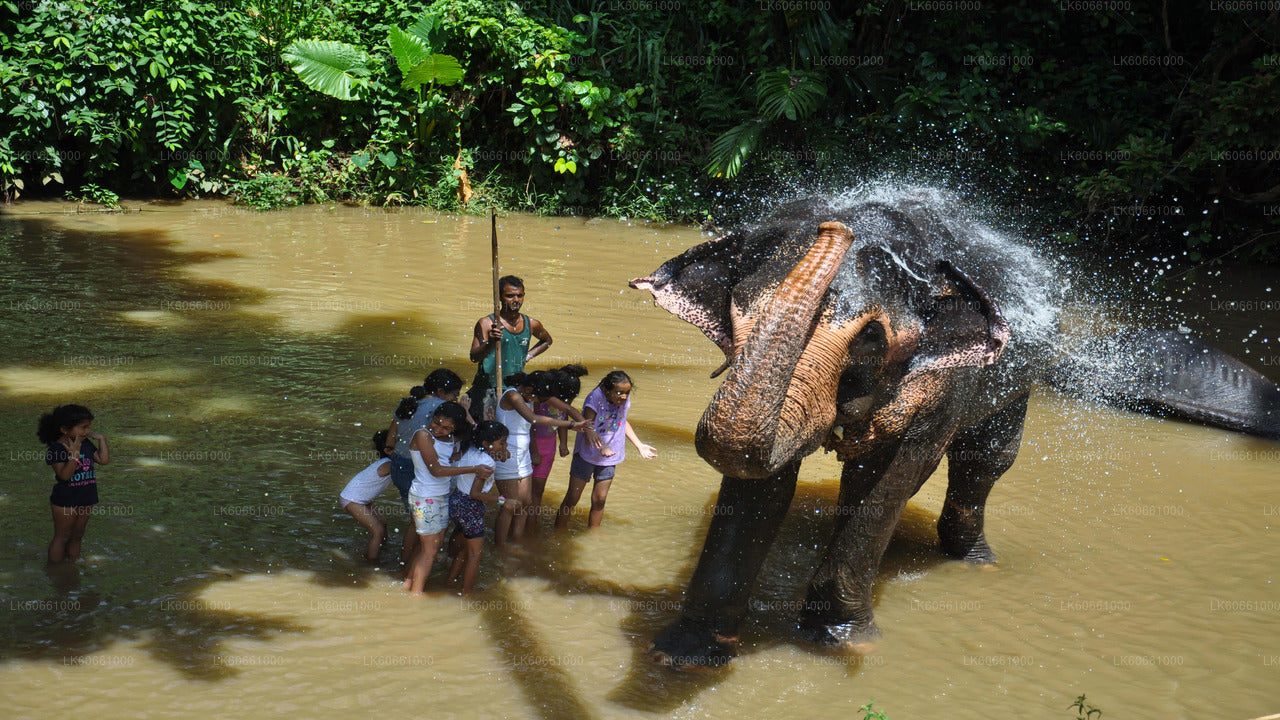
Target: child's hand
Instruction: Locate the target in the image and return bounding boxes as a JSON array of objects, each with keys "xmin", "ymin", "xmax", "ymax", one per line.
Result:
[
  {"xmin": 570, "ymin": 420, "xmax": 590, "ymax": 432},
  {"xmin": 458, "ymin": 394, "xmax": 472, "ymax": 410},
  {"xmin": 636, "ymin": 443, "xmax": 657, "ymax": 460},
  {"xmin": 475, "ymin": 466, "xmax": 494, "ymax": 480},
  {"xmin": 600, "ymin": 446, "xmax": 616, "ymax": 458},
  {"xmin": 87, "ymin": 431, "xmax": 105, "ymax": 441},
  {"xmin": 530, "ymin": 449, "xmax": 541, "ymax": 467},
  {"xmin": 559, "ymin": 444, "xmax": 570, "ymax": 458}
]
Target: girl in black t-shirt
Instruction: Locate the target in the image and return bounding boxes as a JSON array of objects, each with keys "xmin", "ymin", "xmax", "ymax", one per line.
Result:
[{"xmin": 38, "ymin": 404, "xmax": 111, "ymax": 563}]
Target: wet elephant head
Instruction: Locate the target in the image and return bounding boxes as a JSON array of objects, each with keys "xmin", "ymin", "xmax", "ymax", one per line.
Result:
[{"xmin": 631, "ymin": 198, "xmax": 1011, "ymax": 479}]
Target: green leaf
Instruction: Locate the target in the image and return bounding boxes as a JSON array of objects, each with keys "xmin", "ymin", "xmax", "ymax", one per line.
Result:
[
  {"xmin": 281, "ymin": 40, "xmax": 371, "ymax": 101},
  {"xmin": 407, "ymin": 12, "xmax": 442, "ymax": 47},
  {"xmin": 377, "ymin": 152, "xmax": 397, "ymax": 168},
  {"xmin": 704, "ymin": 120, "xmax": 764, "ymax": 179},
  {"xmin": 756, "ymin": 70, "xmax": 826, "ymax": 122},
  {"xmin": 388, "ymin": 27, "xmax": 430, "ymax": 76},
  {"xmin": 403, "ymin": 54, "xmax": 464, "ymax": 89},
  {"xmin": 350, "ymin": 153, "xmax": 371, "ymax": 169}
]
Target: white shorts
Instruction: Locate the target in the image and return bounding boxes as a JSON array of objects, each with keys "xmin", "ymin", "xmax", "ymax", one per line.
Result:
[{"xmin": 408, "ymin": 493, "xmax": 449, "ymax": 535}]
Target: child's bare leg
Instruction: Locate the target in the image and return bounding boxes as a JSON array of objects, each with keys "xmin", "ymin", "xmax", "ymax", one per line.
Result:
[
  {"xmin": 588, "ymin": 479, "xmax": 612, "ymax": 529},
  {"xmin": 555, "ymin": 477, "xmax": 589, "ymax": 530},
  {"xmin": 48, "ymin": 505, "xmax": 79, "ymax": 564},
  {"xmin": 461, "ymin": 537, "xmax": 484, "ymax": 594},
  {"xmin": 527, "ymin": 475, "xmax": 549, "ymax": 535},
  {"xmin": 448, "ymin": 544, "xmax": 468, "ymax": 584},
  {"xmin": 401, "ymin": 527, "xmax": 418, "ymax": 567},
  {"xmin": 344, "ymin": 502, "xmax": 386, "ymax": 561},
  {"xmin": 408, "ymin": 532, "xmax": 444, "ymax": 594},
  {"xmin": 494, "ymin": 478, "xmax": 519, "ymax": 546},
  {"xmin": 509, "ymin": 476, "xmax": 533, "ymax": 542}
]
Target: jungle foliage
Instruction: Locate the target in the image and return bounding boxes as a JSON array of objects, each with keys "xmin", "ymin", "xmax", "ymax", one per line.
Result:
[{"xmin": 2, "ymin": 0, "xmax": 1279, "ymax": 259}]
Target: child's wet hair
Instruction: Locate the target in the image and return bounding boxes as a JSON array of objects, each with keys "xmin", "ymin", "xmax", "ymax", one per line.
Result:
[
  {"xmin": 555, "ymin": 364, "xmax": 588, "ymax": 402},
  {"xmin": 473, "ymin": 420, "xmax": 509, "ymax": 445},
  {"xmin": 409, "ymin": 386, "xmax": 427, "ymax": 400},
  {"xmin": 502, "ymin": 371, "xmax": 532, "ymax": 388},
  {"xmin": 394, "ymin": 396, "xmax": 419, "ymax": 420},
  {"xmin": 527, "ymin": 370, "xmax": 557, "ymax": 399},
  {"xmin": 371, "ymin": 429, "xmax": 390, "ymax": 454},
  {"xmin": 599, "ymin": 370, "xmax": 633, "ymax": 392},
  {"xmin": 433, "ymin": 401, "xmax": 474, "ymax": 455},
  {"xmin": 37, "ymin": 404, "xmax": 94, "ymax": 444},
  {"xmin": 423, "ymin": 368, "xmax": 463, "ymax": 394}
]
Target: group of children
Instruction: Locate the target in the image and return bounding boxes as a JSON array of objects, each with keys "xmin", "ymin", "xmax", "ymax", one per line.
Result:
[
  {"xmin": 337, "ymin": 365, "xmax": 656, "ymax": 594},
  {"xmin": 33, "ymin": 365, "xmax": 656, "ymax": 597}
]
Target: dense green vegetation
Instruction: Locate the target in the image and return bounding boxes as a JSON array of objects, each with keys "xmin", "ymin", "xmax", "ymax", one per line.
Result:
[{"xmin": 3, "ymin": 0, "xmax": 1279, "ymax": 259}]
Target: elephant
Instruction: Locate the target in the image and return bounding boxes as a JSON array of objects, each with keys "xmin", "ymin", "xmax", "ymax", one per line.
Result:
[{"xmin": 629, "ymin": 191, "xmax": 1280, "ymax": 669}]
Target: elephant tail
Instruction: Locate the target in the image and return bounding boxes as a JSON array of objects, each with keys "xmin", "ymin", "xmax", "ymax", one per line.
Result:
[{"xmin": 1046, "ymin": 328, "xmax": 1280, "ymax": 440}]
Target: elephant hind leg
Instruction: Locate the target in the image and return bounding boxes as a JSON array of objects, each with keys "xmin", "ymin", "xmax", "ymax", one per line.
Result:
[{"xmin": 937, "ymin": 393, "xmax": 1030, "ymax": 564}]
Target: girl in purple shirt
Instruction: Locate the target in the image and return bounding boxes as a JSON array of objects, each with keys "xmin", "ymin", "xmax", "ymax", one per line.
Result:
[{"xmin": 554, "ymin": 371, "xmax": 656, "ymax": 530}]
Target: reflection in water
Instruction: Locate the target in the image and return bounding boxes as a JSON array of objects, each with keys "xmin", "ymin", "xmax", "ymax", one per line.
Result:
[{"xmin": 0, "ymin": 201, "xmax": 1277, "ymax": 720}]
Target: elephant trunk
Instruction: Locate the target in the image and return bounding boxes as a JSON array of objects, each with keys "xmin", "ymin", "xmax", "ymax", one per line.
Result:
[{"xmin": 696, "ymin": 222, "xmax": 859, "ymax": 478}]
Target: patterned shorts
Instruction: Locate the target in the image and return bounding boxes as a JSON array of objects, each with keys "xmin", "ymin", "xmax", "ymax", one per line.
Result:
[
  {"xmin": 449, "ymin": 489, "xmax": 487, "ymax": 539},
  {"xmin": 408, "ymin": 493, "xmax": 450, "ymax": 535}
]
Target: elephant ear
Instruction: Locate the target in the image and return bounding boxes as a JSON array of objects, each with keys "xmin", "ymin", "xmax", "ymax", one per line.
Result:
[
  {"xmin": 913, "ymin": 259, "xmax": 1010, "ymax": 371},
  {"xmin": 630, "ymin": 232, "xmax": 744, "ymax": 374}
]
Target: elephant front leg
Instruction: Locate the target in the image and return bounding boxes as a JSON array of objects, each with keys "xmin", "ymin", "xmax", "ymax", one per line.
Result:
[
  {"xmin": 650, "ymin": 464, "xmax": 799, "ymax": 669},
  {"xmin": 798, "ymin": 440, "xmax": 944, "ymax": 647},
  {"xmin": 937, "ymin": 393, "xmax": 1028, "ymax": 564}
]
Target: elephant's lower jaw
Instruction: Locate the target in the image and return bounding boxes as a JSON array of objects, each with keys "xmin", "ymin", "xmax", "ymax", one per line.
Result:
[{"xmin": 648, "ymin": 618, "xmax": 738, "ymax": 671}]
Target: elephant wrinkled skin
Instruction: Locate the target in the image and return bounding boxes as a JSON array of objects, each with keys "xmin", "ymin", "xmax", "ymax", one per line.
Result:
[{"xmin": 630, "ymin": 193, "xmax": 1280, "ymax": 669}]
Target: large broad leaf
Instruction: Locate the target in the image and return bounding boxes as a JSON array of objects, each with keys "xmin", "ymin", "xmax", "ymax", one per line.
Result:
[
  {"xmin": 704, "ymin": 120, "xmax": 764, "ymax": 179},
  {"xmin": 756, "ymin": 70, "xmax": 827, "ymax": 122},
  {"xmin": 402, "ymin": 54, "xmax": 464, "ymax": 90},
  {"xmin": 407, "ymin": 12, "xmax": 443, "ymax": 48},
  {"xmin": 388, "ymin": 27, "xmax": 430, "ymax": 76},
  {"xmin": 281, "ymin": 40, "xmax": 370, "ymax": 101}
]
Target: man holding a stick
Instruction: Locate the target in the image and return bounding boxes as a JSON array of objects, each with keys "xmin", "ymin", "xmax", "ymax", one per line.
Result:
[{"xmin": 468, "ymin": 275, "xmax": 553, "ymax": 415}]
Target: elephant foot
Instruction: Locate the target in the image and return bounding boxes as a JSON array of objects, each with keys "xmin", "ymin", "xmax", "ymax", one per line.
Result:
[
  {"xmin": 796, "ymin": 612, "xmax": 880, "ymax": 650},
  {"xmin": 937, "ymin": 512, "xmax": 998, "ymax": 565},
  {"xmin": 939, "ymin": 535, "xmax": 997, "ymax": 565},
  {"xmin": 648, "ymin": 618, "xmax": 738, "ymax": 671}
]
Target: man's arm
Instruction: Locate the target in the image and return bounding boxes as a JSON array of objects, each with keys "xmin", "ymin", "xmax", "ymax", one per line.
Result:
[
  {"xmin": 526, "ymin": 318, "xmax": 553, "ymax": 363},
  {"xmin": 470, "ymin": 316, "xmax": 500, "ymax": 363}
]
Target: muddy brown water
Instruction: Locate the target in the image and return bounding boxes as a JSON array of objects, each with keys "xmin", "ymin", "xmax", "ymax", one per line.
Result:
[{"xmin": 1, "ymin": 200, "xmax": 1277, "ymax": 719}]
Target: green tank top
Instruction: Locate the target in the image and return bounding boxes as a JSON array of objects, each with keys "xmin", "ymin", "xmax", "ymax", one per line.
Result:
[{"xmin": 477, "ymin": 314, "xmax": 531, "ymax": 386}]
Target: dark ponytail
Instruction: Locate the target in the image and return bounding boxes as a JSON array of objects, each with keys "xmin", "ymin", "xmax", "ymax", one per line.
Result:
[
  {"xmin": 502, "ymin": 371, "xmax": 530, "ymax": 389},
  {"xmin": 37, "ymin": 405, "xmax": 94, "ymax": 444},
  {"xmin": 555, "ymin": 364, "xmax": 588, "ymax": 403},
  {"xmin": 395, "ymin": 396, "xmax": 419, "ymax": 420},
  {"xmin": 423, "ymin": 368, "xmax": 463, "ymax": 394}
]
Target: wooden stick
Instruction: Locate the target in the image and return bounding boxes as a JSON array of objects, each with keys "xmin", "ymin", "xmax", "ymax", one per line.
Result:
[{"xmin": 491, "ymin": 208, "xmax": 503, "ymax": 409}]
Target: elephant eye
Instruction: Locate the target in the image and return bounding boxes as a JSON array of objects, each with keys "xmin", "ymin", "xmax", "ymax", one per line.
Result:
[{"xmin": 839, "ymin": 321, "xmax": 887, "ymax": 408}]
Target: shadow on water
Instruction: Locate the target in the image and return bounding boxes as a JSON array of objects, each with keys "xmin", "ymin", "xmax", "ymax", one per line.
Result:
[
  {"xmin": 0, "ymin": 216, "xmax": 449, "ymax": 675},
  {"xmin": 479, "ymin": 483, "xmax": 955, "ymax": 715}
]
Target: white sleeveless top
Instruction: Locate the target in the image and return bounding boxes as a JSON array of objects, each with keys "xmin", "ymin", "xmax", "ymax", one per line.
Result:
[
  {"xmin": 409, "ymin": 436, "xmax": 454, "ymax": 497},
  {"xmin": 452, "ymin": 447, "xmax": 497, "ymax": 496},
  {"xmin": 339, "ymin": 458, "xmax": 392, "ymax": 504},
  {"xmin": 495, "ymin": 388, "xmax": 534, "ymax": 480}
]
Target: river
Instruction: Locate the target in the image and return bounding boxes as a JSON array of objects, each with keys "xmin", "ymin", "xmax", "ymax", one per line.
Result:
[{"xmin": 1, "ymin": 199, "xmax": 1277, "ymax": 719}]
